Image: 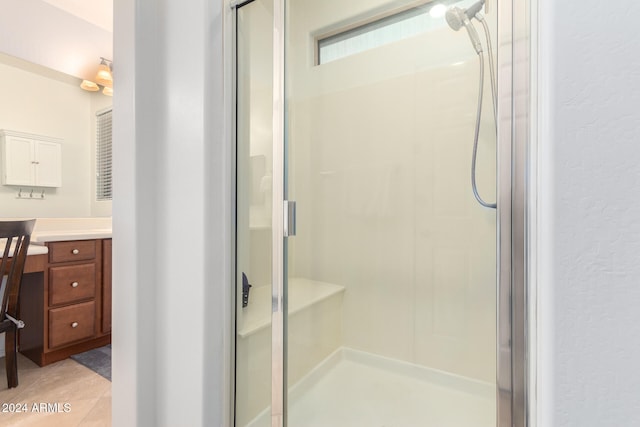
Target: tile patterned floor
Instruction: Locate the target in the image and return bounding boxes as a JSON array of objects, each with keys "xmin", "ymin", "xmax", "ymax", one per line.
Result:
[{"xmin": 0, "ymin": 353, "xmax": 111, "ymax": 426}]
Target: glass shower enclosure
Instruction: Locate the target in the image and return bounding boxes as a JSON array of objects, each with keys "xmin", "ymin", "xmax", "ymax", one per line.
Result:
[{"xmin": 235, "ymin": 0, "xmax": 507, "ymax": 425}]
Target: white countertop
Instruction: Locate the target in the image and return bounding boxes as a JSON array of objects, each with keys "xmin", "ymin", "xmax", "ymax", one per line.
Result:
[
  {"xmin": 0, "ymin": 239, "xmax": 49, "ymax": 256},
  {"xmin": 27, "ymin": 244, "xmax": 49, "ymax": 255},
  {"xmin": 31, "ymin": 229, "xmax": 112, "ymax": 243},
  {"xmin": 1, "ymin": 218, "xmax": 113, "ymax": 244},
  {"xmin": 2, "ymin": 217, "xmax": 112, "ymax": 250}
]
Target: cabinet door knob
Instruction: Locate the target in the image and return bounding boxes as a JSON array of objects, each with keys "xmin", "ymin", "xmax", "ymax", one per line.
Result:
[
  {"xmin": 71, "ymin": 282, "xmax": 79, "ymax": 288},
  {"xmin": 72, "ymin": 249, "xmax": 79, "ymax": 255},
  {"xmin": 71, "ymin": 322, "xmax": 79, "ymax": 328}
]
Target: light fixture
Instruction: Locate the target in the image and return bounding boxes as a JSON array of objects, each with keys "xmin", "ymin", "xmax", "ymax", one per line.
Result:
[
  {"xmin": 80, "ymin": 57, "xmax": 113, "ymax": 96},
  {"xmin": 95, "ymin": 58, "xmax": 113, "ymax": 86},
  {"xmin": 80, "ymin": 80, "xmax": 99, "ymax": 91}
]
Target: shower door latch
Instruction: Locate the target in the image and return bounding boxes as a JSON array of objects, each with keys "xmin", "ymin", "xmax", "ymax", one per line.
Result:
[{"xmin": 284, "ymin": 200, "xmax": 296, "ymax": 237}]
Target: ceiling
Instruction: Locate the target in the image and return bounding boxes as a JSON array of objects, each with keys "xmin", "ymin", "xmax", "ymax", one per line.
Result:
[
  {"xmin": 0, "ymin": 0, "xmax": 113, "ymax": 81},
  {"xmin": 41, "ymin": 0, "xmax": 113, "ymax": 32}
]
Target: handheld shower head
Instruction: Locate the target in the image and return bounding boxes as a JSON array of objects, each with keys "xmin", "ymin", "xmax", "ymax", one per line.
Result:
[
  {"xmin": 445, "ymin": 6, "xmax": 465, "ymax": 31},
  {"xmin": 445, "ymin": 1, "xmax": 484, "ymax": 54},
  {"xmin": 445, "ymin": 0, "xmax": 485, "ymax": 28}
]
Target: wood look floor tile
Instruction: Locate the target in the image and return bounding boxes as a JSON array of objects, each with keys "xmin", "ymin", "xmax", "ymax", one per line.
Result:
[
  {"xmin": 77, "ymin": 392, "xmax": 111, "ymax": 427},
  {"xmin": 0, "ymin": 354, "xmax": 42, "ymax": 399},
  {"xmin": 13, "ymin": 359, "xmax": 110, "ymax": 404},
  {"xmin": 0, "ymin": 398, "xmax": 98, "ymax": 427},
  {"xmin": 0, "ymin": 354, "xmax": 111, "ymax": 427}
]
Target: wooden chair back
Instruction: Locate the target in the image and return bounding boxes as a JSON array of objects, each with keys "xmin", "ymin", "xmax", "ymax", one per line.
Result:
[{"xmin": 0, "ymin": 220, "xmax": 36, "ymax": 320}]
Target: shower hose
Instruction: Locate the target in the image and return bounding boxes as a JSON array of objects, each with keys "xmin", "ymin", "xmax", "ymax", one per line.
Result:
[{"xmin": 471, "ymin": 16, "xmax": 497, "ymax": 209}]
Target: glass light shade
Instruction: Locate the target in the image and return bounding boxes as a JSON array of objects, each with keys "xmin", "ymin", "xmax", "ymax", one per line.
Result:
[
  {"xmin": 80, "ymin": 80, "xmax": 99, "ymax": 92},
  {"xmin": 102, "ymin": 86, "xmax": 113, "ymax": 97},
  {"xmin": 95, "ymin": 64, "xmax": 113, "ymax": 87}
]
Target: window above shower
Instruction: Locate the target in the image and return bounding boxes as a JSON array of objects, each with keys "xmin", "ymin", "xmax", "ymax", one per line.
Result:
[{"xmin": 316, "ymin": 0, "xmax": 479, "ymax": 65}]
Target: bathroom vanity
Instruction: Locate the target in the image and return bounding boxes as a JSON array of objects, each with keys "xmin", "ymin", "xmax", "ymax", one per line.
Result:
[{"xmin": 19, "ymin": 222, "xmax": 112, "ymax": 366}]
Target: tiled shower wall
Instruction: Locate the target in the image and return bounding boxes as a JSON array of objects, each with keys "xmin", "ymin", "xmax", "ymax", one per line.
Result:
[{"xmin": 287, "ymin": 0, "xmax": 497, "ymax": 383}]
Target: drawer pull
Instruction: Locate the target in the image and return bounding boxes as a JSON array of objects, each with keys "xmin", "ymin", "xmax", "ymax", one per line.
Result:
[
  {"xmin": 72, "ymin": 249, "xmax": 80, "ymax": 255},
  {"xmin": 71, "ymin": 322, "xmax": 79, "ymax": 328},
  {"xmin": 71, "ymin": 282, "xmax": 79, "ymax": 288}
]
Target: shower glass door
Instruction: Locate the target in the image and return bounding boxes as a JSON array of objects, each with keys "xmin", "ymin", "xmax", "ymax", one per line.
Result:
[
  {"xmin": 235, "ymin": 0, "xmax": 501, "ymax": 426},
  {"xmin": 235, "ymin": 2, "xmax": 274, "ymax": 426},
  {"xmin": 283, "ymin": 0, "xmax": 497, "ymax": 426}
]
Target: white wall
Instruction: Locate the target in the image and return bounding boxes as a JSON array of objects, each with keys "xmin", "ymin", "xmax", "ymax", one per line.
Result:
[
  {"xmin": 537, "ymin": 1, "xmax": 640, "ymax": 425},
  {"xmin": 0, "ymin": 54, "xmax": 105, "ymax": 218},
  {"xmin": 112, "ymin": 0, "xmax": 231, "ymax": 426}
]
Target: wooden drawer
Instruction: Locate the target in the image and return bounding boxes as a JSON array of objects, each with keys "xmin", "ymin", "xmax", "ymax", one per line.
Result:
[
  {"xmin": 50, "ymin": 264, "xmax": 96, "ymax": 306},
  {"xmin": 49, "ymin": 240, "xmax": 96, "ymax": 264},
  {"xmin": 48, "ymin": 301, "xmax": 96, "ymax": 349}
]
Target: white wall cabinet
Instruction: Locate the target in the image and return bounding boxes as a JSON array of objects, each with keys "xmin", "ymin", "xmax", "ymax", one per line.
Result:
[{"xmin": 0, "ymin": 130, "xmax": 62, "ymax": 187}]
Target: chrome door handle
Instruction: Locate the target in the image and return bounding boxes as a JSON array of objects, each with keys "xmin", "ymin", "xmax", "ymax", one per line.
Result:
[{"xmin": 284, "ymin": 200, "xmax": 296, "ymax": 237}]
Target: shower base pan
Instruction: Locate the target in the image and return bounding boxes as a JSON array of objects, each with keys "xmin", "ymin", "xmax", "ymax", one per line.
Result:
[{"xmin": 247, "ymin": 347, "xmax": 496, "ymax": 427}]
